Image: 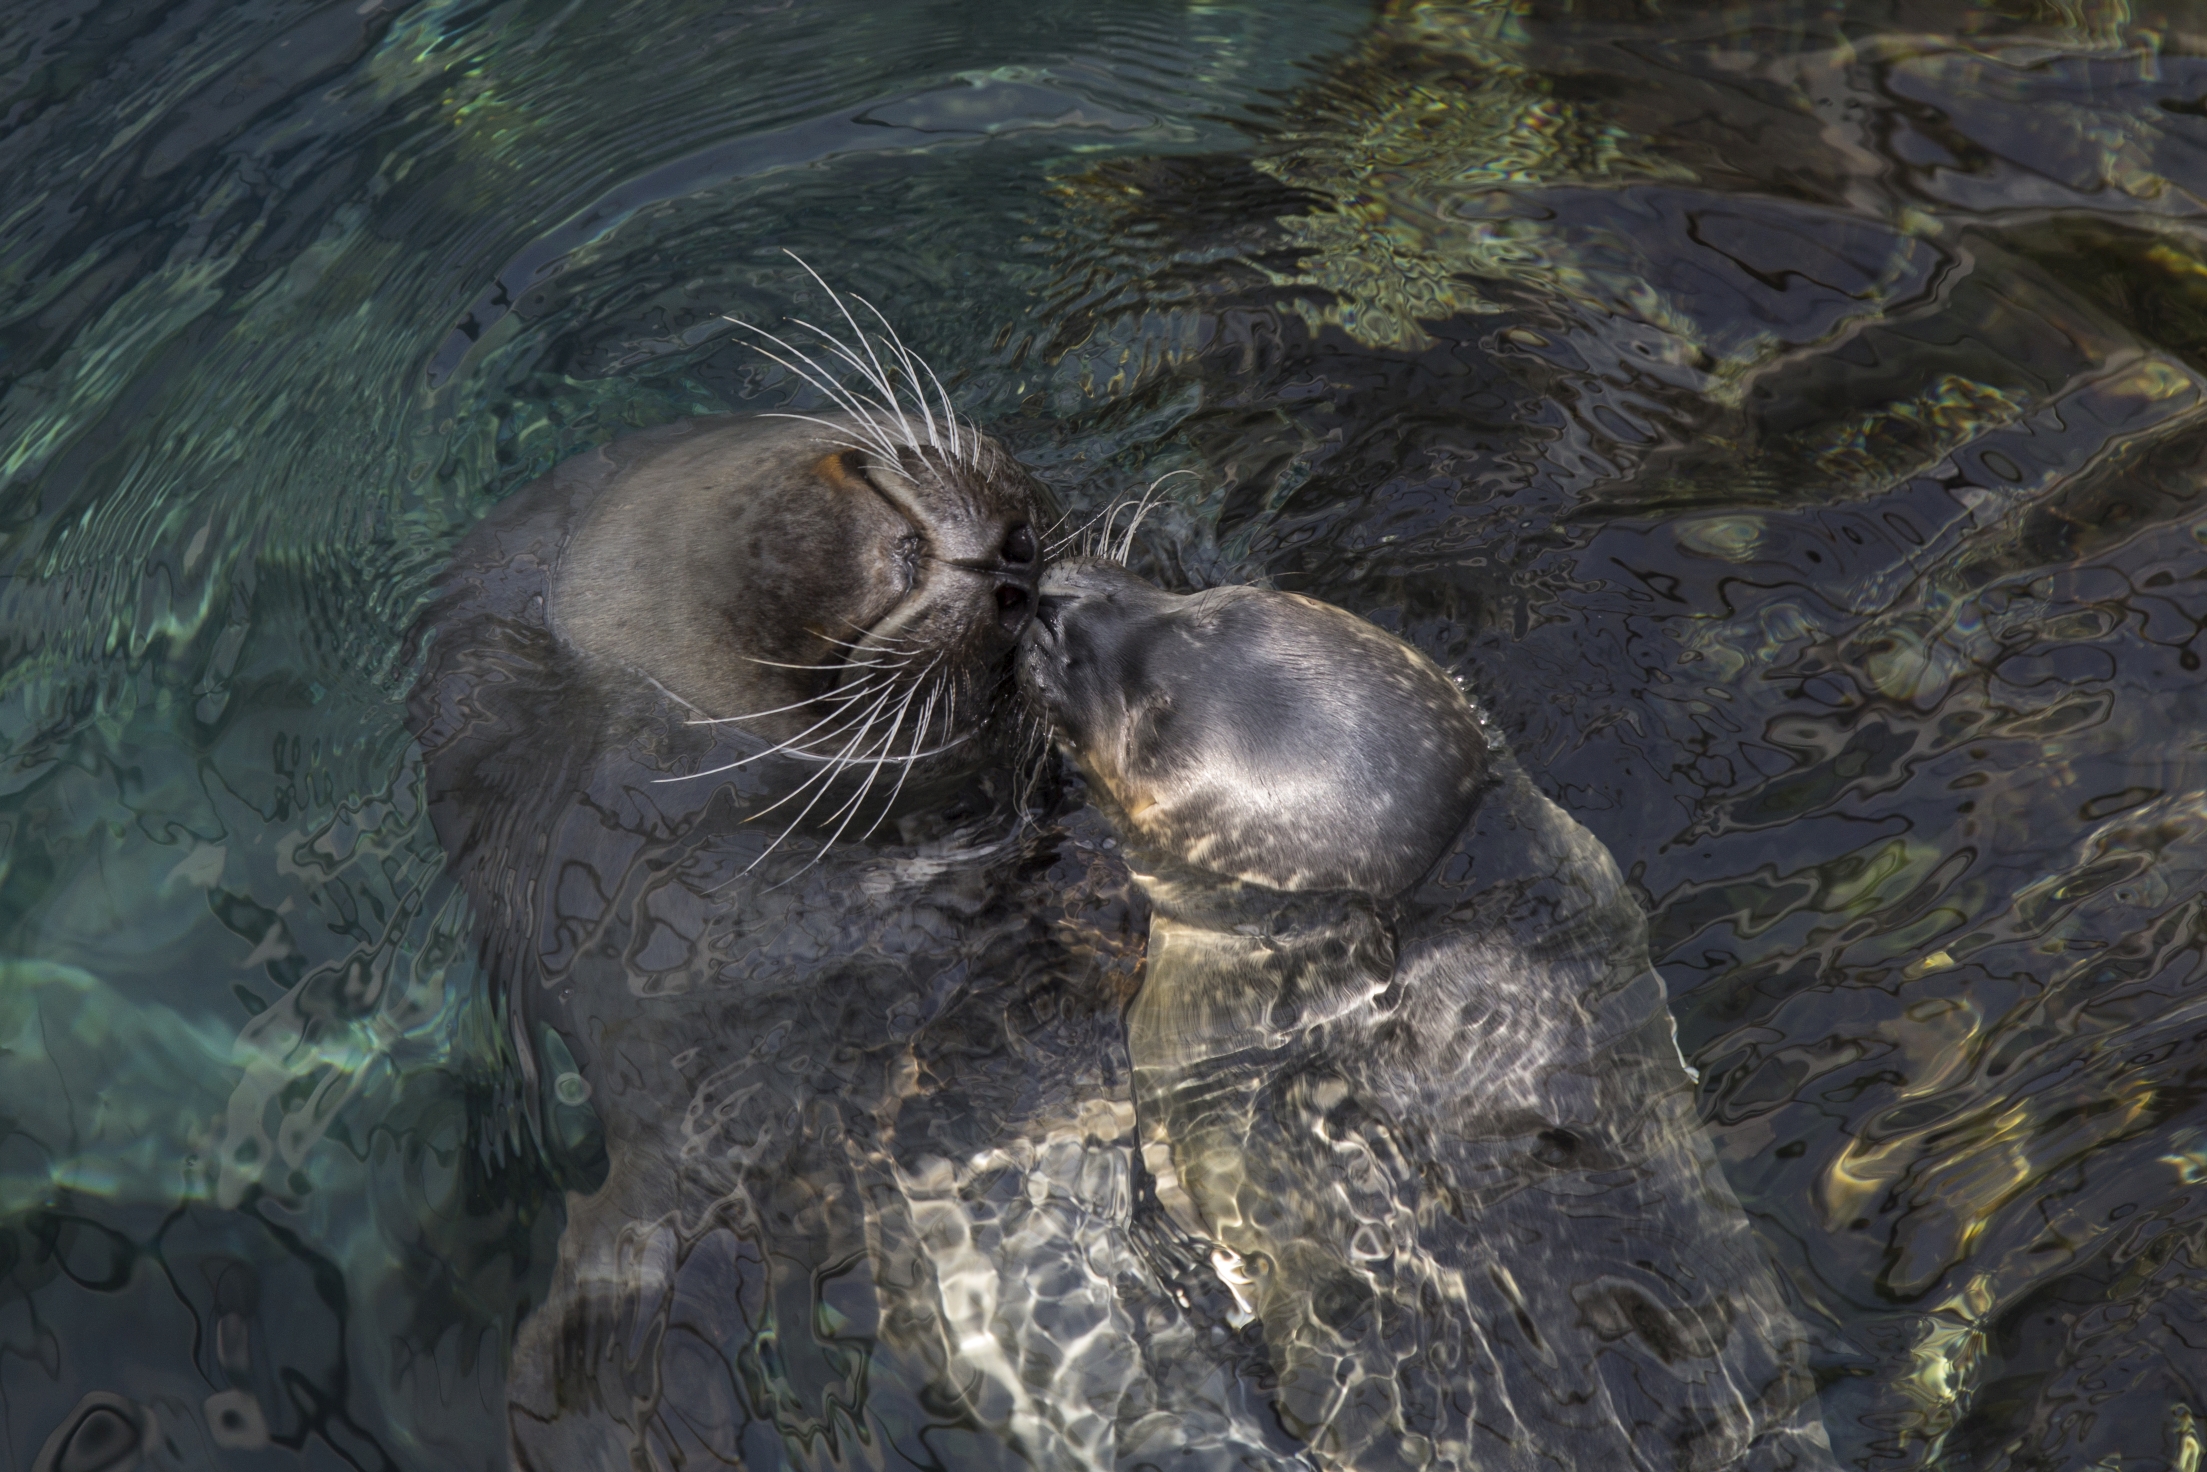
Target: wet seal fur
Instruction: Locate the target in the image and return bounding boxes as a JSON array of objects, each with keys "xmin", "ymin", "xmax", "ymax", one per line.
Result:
[
  {"xmin": 408, "ymin": 411, "xmax": 1077, "ymax": 1468},
  {"xmin": 1017, "ymin": 559, "xmax": 1837, "ymax": 1471}
]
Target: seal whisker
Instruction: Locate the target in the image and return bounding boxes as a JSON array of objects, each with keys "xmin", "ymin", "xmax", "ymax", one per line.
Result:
[
  {"xmin": 788, "ymin": 657, "xmax": 968, "ymax": 773},
  {"xmin": 741, "ymin": 655, "xmax": 933, "ymax": 820},
  {"xmin": 1002, "ymin": 702, "xmax": 1051, "ymax": 823},
  {"xmin": 854, "ymin": 683, "xmax": 940, "ymax": 845},
  {"xmin": 658, "ymin": 690, "xmax": 898, "ymax": 779},
  {"xmin": 1115, "ymin": 470, "xmax": 1197, "ymax": 564},
  {"xmin": 1046, "ymin": 504, "xmax": 1115, "ymax": 559},
  {"xmin": 1093, "ymin": 499, "xmax": 1130, "ymax": 561},
  {"xmin": 742, "ymin": 655, "xmax": 910, "ymax": 672},
  {"xmin": 812, "ymin": 623, "xmax": 934, "ymax": 659},
  {"xmin": 740, "ymin": 689, "xmax": 896, "ymax": 840},
  {"xmin": 845, "ymin": 295, "xmax": 942, "ymax": 455},
  {"xmin": 722, "ymin": 321, "xmax": 906, "ymax": 463},
  {"xmin": 1036, "ymin": 502, "xmax": 1081, "ymax": 547},
  {"xmin": 778, "ymin": 731, "xmax": 970, "ymax": 767},
  {"xmin": 732, "ymin": 351, "xmax": 903, "ymax": 466},
  {"xmin": 787, "ymin": 317, "xmax": 921, "ymax": 450},
  {"xmin": 851, "ymin": 292, "xmax": 966, "ymax": 466},
  {"xmin": 751, "ymin": 414, "xmax": 885, "ymax": 462},
  {"xmin": 739, "ymin": 657, "xmax": 940, "ymax": 873},
  {"xmin": 1113, "ymin": 502, "xmax": 1152, "ymax": 564},
  {"xmin": 679, "ymin": 686, "xmax": 881, "ymax": 730},
  {"xmin": 805, "ymin": 667, "xmax": 935, "ymax": 862},
  {"xmin": 663, "ymin": 670, "xmax": 901, "ymax": 761},
  {"xmin": 782, "ymin": 252, "xmax": 920, "ymax": 455},
  {"xmin": 721, "ymin": 320, "xmax": 888, "ymax": 426},
  {"xmin": 679, "ymin": 669, "xmax": 901, "ymax": 727}
]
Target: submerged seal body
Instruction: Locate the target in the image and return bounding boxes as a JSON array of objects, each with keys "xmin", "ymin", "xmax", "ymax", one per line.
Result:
[
  {"xmin": 410, "ymin": 410, "xmax": 1077, "ymax": 1467},
  {"xmin": 1017, "ymin": 560, "xmax": 1835, "ymax": 1471}
]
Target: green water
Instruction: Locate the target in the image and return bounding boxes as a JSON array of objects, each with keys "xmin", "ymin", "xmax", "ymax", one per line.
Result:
[{"xmin": 6, "ymin": 0, "xmax": 2207, "ymax": 1467}]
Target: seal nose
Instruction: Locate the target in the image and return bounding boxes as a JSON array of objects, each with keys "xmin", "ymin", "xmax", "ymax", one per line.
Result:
[
  {"xmin": 995, "ymin": 522, "xmax": 1037, "ymax": 635},
  {"xmin": 1032, "ymin": 594, "xmax": 1065, "ymax": 640}
]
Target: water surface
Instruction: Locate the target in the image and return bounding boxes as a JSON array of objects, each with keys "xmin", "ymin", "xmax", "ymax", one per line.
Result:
[{"xmin": 5, "ymin": 0, "xmax": 2207, "ymax": 1467}]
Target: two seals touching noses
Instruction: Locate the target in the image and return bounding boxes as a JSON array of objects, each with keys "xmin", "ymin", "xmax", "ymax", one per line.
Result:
[{"xmin": 1017, "ymin": 559, "xmax": 1837, "ymax": 1472}]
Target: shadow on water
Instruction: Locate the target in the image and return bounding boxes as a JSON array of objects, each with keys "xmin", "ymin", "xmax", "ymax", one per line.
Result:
[{"xmin": 4, "ymin": 0, "xmax": 2207, "ymax": 1467}]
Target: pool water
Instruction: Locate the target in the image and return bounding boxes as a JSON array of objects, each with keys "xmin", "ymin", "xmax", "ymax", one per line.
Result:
[{"xmin": 5, "ymin": 0, "xmax": 2207, "ymax": 1467}]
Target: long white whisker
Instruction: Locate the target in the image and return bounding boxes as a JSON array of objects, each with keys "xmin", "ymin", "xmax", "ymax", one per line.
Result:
[
  {"xmin": 1116, "ymin": 470, "xmax": 1197, "ymax": 562},
  {"xmin": 1115, "ymin": 488, "xmax": 1162, "ymax": 564},
  {"xmin": 723, "ymin": 320, "xmax": 877, "ymax": 420},
  {"xmin": 788, "ymin": 317, "xmax": 923, "ymax": 457},
  {"xmin": 730, "ymin": 344, "xmax": 902, "ymax": 465},
  {"xmin": 783, "ymin": 252, "xmax": 916, "ymax": 453},
  {"xmin": 743, "ymin": 679, "xmax": 903, "ymax": 824},
  {"xmin": 752, "ymin": 413, "xmax": 883, "ymax": 460},
  {"xmin": 1095, "ymin": 499, "xmax": 1130, "ymax": 559},
  {"xmin": 683, "ymin": 695, "xmax": 830, "ymax": 727},
  {"xmin": 778, "ymin": 732, "xmax": 970, "ymax": 767},
  {"xmin": 680, "ymin": 671, "xmax": 897, "ymax": 726},
  {"xmin": 1036, "ymin": 500, "xmax": 1084, "ymax": 546},
  {"xmin": 857, "ymin": 684, "xmax": 939, "ymax": 843},
  {"xmin": 850, "ymin": 292, "xmax": 966, "ymax": 467},
  {"xmin": 743, "ymin": 755, "xmax": 857, "ymax": 873},
  {"xmin": 778, "ymin": 657, "xmax": 966, "ymax": 770},
  {"xmin": 744, "ymin": 655, "xmax": 907, "ymax": 672},
  {"xmin": 1047, "ymin": 504, "xmax": 1113, "ymax": 558},
  {"xmin": 850, "ymin": 295, "xmax": 941, "ymax": 453},
  {"xmin": 789, "ymin": 318, "xmax": 904, "ymax": 405},
  {"xmin": 660, "ymin": 677, "xmax": 895, "ymax": 773},
  {"xmin": 723, "ymin": 321, "xmax": 905, "ymax": 462},
  {"xmin": 740, "ymin": 685, "xmax": 906, "ymax": 872},
  {"xmin": 811, "ymin": 631, "xmax": 927, "ymax": 656},
  {"xmin": 809, "ymin": 672, "xmax": 931, "ymax": 857}
]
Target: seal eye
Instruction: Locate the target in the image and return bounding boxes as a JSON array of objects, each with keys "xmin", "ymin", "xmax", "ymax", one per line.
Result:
[{"xmin": 1002, "ymin": 524, "xmax": 1036, "ymax": 566}]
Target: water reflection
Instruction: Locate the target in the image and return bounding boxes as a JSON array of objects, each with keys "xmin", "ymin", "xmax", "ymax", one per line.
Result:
[{"xmin": 4, "ymin": 0, "xmax": 2207, "ymax": 1466}]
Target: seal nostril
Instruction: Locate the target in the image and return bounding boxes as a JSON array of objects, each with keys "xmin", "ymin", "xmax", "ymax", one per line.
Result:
[
  {"xmin": 1002, "ymin": 524, "xmax": 1036, "ymax": 566},
  {"xmin": 996, "ymin": 584, "xmax": 1030, "ymax": 633}
]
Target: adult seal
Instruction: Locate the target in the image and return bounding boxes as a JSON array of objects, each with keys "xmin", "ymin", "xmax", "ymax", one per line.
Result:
[
  {"xmin": 1016, "ymin": 559, "xmax": 1837, "ymax": 1472},
  {"xmin": 409, "ymin": 402, "xmax": 1082, "ymax": 1469}
]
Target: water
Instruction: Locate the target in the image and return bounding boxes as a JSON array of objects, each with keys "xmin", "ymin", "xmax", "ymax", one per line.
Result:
[{"xmin": 3, "ymin": 0, "xmax": 2206, "ymax": 1466}]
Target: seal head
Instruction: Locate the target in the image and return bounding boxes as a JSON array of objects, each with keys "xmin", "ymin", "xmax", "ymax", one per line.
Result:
[
  {"xmin": 552, "ymin": 412, "xmax": 1041, "ymax": 748},
  {"xmin": 1017, "ymin": 558, "xmax": 1488, "ymax": 896}
]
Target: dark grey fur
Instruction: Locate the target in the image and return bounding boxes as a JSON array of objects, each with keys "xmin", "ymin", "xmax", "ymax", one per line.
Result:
[
  {"xmin": 409, "ymin": 414, "xmax": 1075, "ymax": 1469},
  {"xmin": 1018, "ymin": 559, "xmax": 1837, "ymax": 1472}
]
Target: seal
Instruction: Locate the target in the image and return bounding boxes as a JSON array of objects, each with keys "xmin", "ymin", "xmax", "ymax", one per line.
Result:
[
  {"xmin": 408, "ymin": 399, "xmax": 1075, "ymax": 1468},
  {"xmin": 1016, "ymin": 558, "xmax": 1836, "ymax": 1472}
]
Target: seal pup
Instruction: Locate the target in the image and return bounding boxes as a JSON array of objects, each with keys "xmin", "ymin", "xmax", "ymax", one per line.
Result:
[
  {"xmin": 1016, "ymin": 558, "xmax": 1835, "ymax": 1472},
  {"xmin": 409, "ymin": 383, "xmax": 1086, "ymax": 1467}
]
